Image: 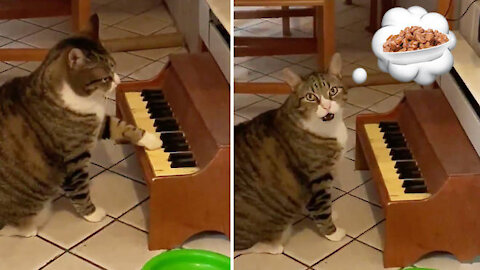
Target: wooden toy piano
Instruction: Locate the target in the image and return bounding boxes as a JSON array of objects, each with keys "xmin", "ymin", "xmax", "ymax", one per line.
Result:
[
  {"xmin": 356, "ymin": 88, "xmax": 480, "ymax": 267},
  {"xmin": 116, "ymin": 52, "xmax": 230, "ymax": 250}
]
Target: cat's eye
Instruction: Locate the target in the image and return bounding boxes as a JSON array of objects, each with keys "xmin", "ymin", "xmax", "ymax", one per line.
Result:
[
  {"xmin": 329, "ymin": 87, "xmax": 339, "ymax": 97},
  {"xmin": 102, "ymin": 76, "xmax": 112, "ymax": 83},
  {"xmin": 305, "ymin": 93, "xmax": 316, "ymax": 102}
]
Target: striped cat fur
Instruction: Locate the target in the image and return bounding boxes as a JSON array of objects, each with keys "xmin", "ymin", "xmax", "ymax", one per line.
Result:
[
  {"xmin": 235, "ymin": 53, "xmax": 348, "ymax": 254},
  {"xmin": 0, "ymin": 17, "xmax": 162, "ymax": 237}
]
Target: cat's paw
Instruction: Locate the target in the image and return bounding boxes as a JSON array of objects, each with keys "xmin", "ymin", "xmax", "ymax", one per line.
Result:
[
  {"xmin": 19, "ymin": 227, "xmax": 38, "ymax": 238},
  {"xmin": 83, "ymin": 207, "xmax": 106, "ymax": 223},
  {"xmin": 138, "ymin": 132, "xmax": 162, "ymax": 150},
  {"xmin": 325, "ymin": 227, "xmax": 346, "ymax": 242}
]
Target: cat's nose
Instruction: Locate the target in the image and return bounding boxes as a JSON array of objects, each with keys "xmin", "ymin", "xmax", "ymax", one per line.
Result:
[{"xmin": 320, "ymin": 97, "xmax": 332, "ymax": 110}]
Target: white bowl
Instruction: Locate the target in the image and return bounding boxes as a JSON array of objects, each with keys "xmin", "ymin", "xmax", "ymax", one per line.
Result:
[{"xmin": 381, "ymin": 40, "xmax": 451, "ymax": 65}]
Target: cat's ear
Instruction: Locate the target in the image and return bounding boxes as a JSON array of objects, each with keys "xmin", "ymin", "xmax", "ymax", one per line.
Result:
[
  {"xmin": 68, "ymin": 48, "xmax": 86, "ymax": 70},
  {"xmin": 328, "ymin": 53, "xmax": 342, "ymax": 78},
  {"xmin": 79, "ymin": 14, "xmax": 100, "ymax": 41},
  {"xmin": 283, "ymin": 68, "xmax": 302, "ymax": 89}
]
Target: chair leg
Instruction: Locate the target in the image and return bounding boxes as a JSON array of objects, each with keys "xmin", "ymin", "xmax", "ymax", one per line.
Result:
[
  {"xmin": 282, "ymin": 6, "xmax": 291, "ymax": 37},
  {"xmin": 315, "ymin": 1, "xmax": 335, "ymax": 73},
  {"xmin": 72, "ymin": 0, "xmax": 91, "ymax": 33}
]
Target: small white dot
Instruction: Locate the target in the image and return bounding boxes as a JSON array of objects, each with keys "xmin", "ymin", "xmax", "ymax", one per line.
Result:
[{"xmin": 352, "ymin": 68, "xmax": 367, "ymax": 84}]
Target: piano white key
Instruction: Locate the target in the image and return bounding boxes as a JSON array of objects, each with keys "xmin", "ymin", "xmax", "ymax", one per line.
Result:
[
  {"xmin": 365, "ymin": 124, "xmax": 430, "ymax": 201},
  {"xmin": 125, "ymin": 92, "xmax": 199, "ymax": 177}
]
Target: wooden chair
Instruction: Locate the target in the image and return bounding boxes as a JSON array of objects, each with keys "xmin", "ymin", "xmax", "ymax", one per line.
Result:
[
  {"xmin": 234, "ymin": 0, "xmax": 335, "ymax": 94},
  {"xmin": 0, "ymin": 0, "xmax": 90, "ymax": 61}
]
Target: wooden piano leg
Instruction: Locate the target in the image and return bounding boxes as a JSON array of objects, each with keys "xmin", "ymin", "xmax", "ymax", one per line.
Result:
[{"xmin": 355, "ymin": 134, "xmax": 369, "ymax": 170}]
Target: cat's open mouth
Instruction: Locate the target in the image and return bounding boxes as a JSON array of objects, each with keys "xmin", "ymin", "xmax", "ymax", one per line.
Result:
[{"xmin": 322, "ymin": 113, "xmax": 335, "ymax": 122}]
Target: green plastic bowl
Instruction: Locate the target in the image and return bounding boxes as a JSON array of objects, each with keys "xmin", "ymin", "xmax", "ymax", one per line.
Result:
[{"xmin": 142, "ymin": 249, "xmax": 230, "ymax": 270}]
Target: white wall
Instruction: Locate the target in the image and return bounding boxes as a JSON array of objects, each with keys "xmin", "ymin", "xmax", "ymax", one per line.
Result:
[{"xmin": 165, "ymin": 0, "xmax": 200, "ymax": 52}]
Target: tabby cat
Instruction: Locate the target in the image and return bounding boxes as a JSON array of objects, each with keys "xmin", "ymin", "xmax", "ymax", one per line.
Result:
[
  {"xmin": 0, "ymin": 16, "xmax": 162, "ymax": 237},
  {"xmin": 235, "ymin": 53, "xmax": 348, "ymax": 254}
]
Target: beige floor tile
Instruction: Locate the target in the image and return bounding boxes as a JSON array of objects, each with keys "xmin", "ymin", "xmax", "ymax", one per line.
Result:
[
  {"xmin": 235, "ymin": 114, "xmax": 249, "ymax": 125},
  {"xmin": 313, "ymin": 241, "xmax": 384, "ymax": 270},
  {"xmin": 130, "ymin": 46, "xmax": 185, "ymax": 61},
  {"xmin": 183, "ymin": 233, "xmax": 230, "ymax": 257},
  {"xmin": 355, "ymin": 55, "xmax": 381, "ymax": 71},
  {"xmin": 369, "ymin": 96, "xmax": 402, "ymax": 113},
  {"xmin": 90, "ymin": 171, "xmax": 149, "ymax": 217},
  {"xmin": 100, "ymin": 25, "xmax": 138, "ymax": 40},
  {"xmin": 0, "ymin": 67, "xmax": 30, "ymax": 84},
  {"xmin": 275, "ymin": 54, "xmax": 314, "ymax": 64},
  {"xmin": 368, "ymin": 84, "xmax": 410, "ymax": 96},
  {"xmin": 105, "ymin": 0, "xmax": 159, "ymax": 15},
  {"xmin": 343, "ymin": 103, "xmax": 364, "ymax": 118},
  {"xmin": 267, "ymin": 94, "xmax": 289, "ymax": 104},
  {"xmin": 234, "ymin": 93, "xmax": 264, "ymax": 110},
  {"xmin": 235, "ymin": 99, "xmax": 281, "ymax": 119},
  {"xmin": 346, "ymin": 129, "xmax": 356, "ymax": 151},
  {"xmin": 0, "ymin": 237, "xmax": 63, "ymax": 270},
  {"xmin": 110, "ymin": 154, "xmax": 144, "ymax": 182},
  {"xmin": 241, "ymin": 56, "xmax": 292, "ymax": 75},
  {"xmin": 344, "ymin": 148, "xmax": 355, "ymax": 161},
  {"xmin": 330, "ymin": 188, "xmax": 345, "ymax": 201},
  {"xmin": 72, "ymin": 222, "xmax": 163, "ymax": 270},
  {"xmin": 111, "ymin": 52, "xmax": 152, "ymax": 76},
  {"xmin": 20, "ymin": 29, "xmax": 68, "ymax": 48},
  {"xmin": 50, "ymin": 19, "xmax": 73, "ymax": 34},
  {"xmin": 18, "ymin": 61, "xmax": 41, "ymax": 72},
  {"xmin": 235, "ymin": 56, "xmax": 254, "ymax": 65},
  {"xmin": 0, "ymin": 20, "xmax": 42, "ymax": 40},
  {"xmin": 347, "ymin": 87, "xmax": 390, "ymax": 109},
  {"xmin": 0, "ymin": 61, "xmax": 12, "ymax": 73},
  {"xmin": 250, "ymin": 75, "xmax": 284, "ymax": 83},
  {"xmin": 270, "ymin": 64, "xmax": 313, "ymax": 81},
  {"xmin": 43, "ymin": 253, "xmax": 101, "ymax": 270},
  {"xmin": 143, "ymin": 5, "xmax": 173, "ymax": 24},
  {"xmin": 243, "ymin": 21, "xmax": 282, "ymax": 37},
  {"xmin": 357, "ymin": 221, "xmax": 385, "ymax": 251},
  {"xmin": 115, "ymin": 13, "xmax": 171, "ymax": 35},
  {"xmin": 235, "ymin": 254, "xmax": 306, "ymax": 270},
  {"xmin": 39, "ymin": 198, "xmax": 113, "ymax": 248},
  {"xmin": 337, "ymin": 46, "xmax": 372, "ymax": 64},
  {"xmin": 90, "ymin": 139, "xmax": 135, "ymax": 167},
  {"xmin": 234, "ymin": 65, "xmax": 263, "ymax": 82},
  {"xmin": 344, "ymin": 113, "xmax": 357, "ymax": 130},
  {"xmin": 234, "ymin": 18, "xmax": 263, "ymax": 29},
  {"xmin": 332, "ymin": 195, "xmax": 384, "ymax": 238},
  {"xmin": 284, "ymin": 219, "xmax": 352, "ymax": 266},
  {"xmin": 350, "ymin": 180, "xmax": 381, "ymax": 206},
  {"xmin": 22, "ymin": 16, "xmax": 68, "ymax": 27},
  {"xmin": 129, "ymin": 61, "xmax": 166, "ymax": 81},
  {"xmin": 89, "ymin": 163, "xmax": 105, "ymax": 177},
  {"xmin": 333, "ymin": 158, "xmax": 371, "ymax": 192},
  {"xmin": 96, "ymin": 5, "xmax": 134, "ymax": 25},
  {"xmin": 119, "ymin": 199, "xmax": 149, "ymax": 231},
  {"xmin": 0, "ymin": 36, "xmax": 11, "ymax": 46}
]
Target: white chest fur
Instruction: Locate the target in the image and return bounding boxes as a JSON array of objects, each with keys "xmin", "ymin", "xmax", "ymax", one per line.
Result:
[
  {"xmin": 300, "ymin": 111, "xmax": 348, "ymax": 149},
  {"xmin": 60, "ymin": 82, "xmax": 106, "ymax": 121}
]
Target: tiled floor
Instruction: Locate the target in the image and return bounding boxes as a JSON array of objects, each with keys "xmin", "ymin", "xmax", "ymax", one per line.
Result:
[
  {"xmin": 0, "ymin": 1, "xmax": 228, "ymax": 269},
  {"xmin": 234, "ymin": 2, "xmax": 480, "ymax": 270}
]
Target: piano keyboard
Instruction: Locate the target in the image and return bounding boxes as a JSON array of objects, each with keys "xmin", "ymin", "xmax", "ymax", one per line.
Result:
[
  {"xmin": 364, "ymin": 122, "xmax": 431, "ymax": 201},
  {"xmin": 125, "ymin": 90, "xmax": 199, "ymax": 177}
]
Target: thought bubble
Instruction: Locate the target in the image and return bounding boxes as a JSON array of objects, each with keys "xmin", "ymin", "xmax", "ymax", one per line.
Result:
[{"xmin": 372, "ymin": 6, "xmax": 456, "ymax": 85}]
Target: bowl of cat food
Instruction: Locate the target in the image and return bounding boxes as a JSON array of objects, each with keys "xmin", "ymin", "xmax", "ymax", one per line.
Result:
[
  {"xmin": 381, "ymin": 26, "xmax": 450, "ymax": 65},
  {"xmin": 142, "ymin": 249, "xmax": 230, "ymax": 270}
]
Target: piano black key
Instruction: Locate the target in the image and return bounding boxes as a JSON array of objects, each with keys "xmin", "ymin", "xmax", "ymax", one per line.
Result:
[
  {"xmin": 171, "ymin": 158, "xmax": 196, "ymax": 168},
  {"xmin": 155, "ymin": 121, "xmax": 180, "ymax": 132},
  {"xmin": 161, "ymin": 132, "xmax": 184, "ymax": 140},
  {"xmin": 379, "ymin": 122, "xmax": 400, "ymax": 133},
  {"xmin": 394, "ymin": 161, "xmax": 417, "ymax": 170},
  {"xmin": 168, "ymin": 152, "xmax": 194, "ymax": 162},
  {"xmin": 399, "ymin": 170, "xmax": 422, "ymax": 179},
  {"xmin": 390, "ymin": 148, "xmax": 413, "ymax": 160},
  {"xmin": 402, "ymin": 179, "xmax": 425, "ymax": 187},
  {"xmin": 149, "ymin": 109, "xmax": 173, "ymax": 119},
  {"xmin": 379, "ymin": 122, "xmax": 398, "ymax": 128},
  {"xmin": 386, "ymin": 139, "xmax": 407, "ymax": 148},
  {"xmin": 164, "ymin": 142, "xmax": 189, "ymax": 152},
  {"xmin": 404, "ymin": 185, "xmax": 428, "ymax": 193},
  {"xmin": 147, "ymin": 100, "xmax": 169, "ymax": 109},
  {"xmin": 148, "ymin": 105, "xmax": 171, "ymax": 115},
  {"xmin": 154, "ymin": 118, "xmax": 177, "ymax": 127},
  {"xmin": 141, "ymin": 90, "xmax": 164, "ymax": 98}
]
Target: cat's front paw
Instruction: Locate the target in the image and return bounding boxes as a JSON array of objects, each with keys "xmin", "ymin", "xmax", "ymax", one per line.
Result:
[
  {"xmin": 325, "ymin": 227, "xmax": 346, "ymax": 242},
  {"xmin": 83, "ymin": 207, "xmax": 106, "ymax": 223},
  {"xmin": 138, "ymin": 132, "xmax": 162, "ymax": 150}
]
